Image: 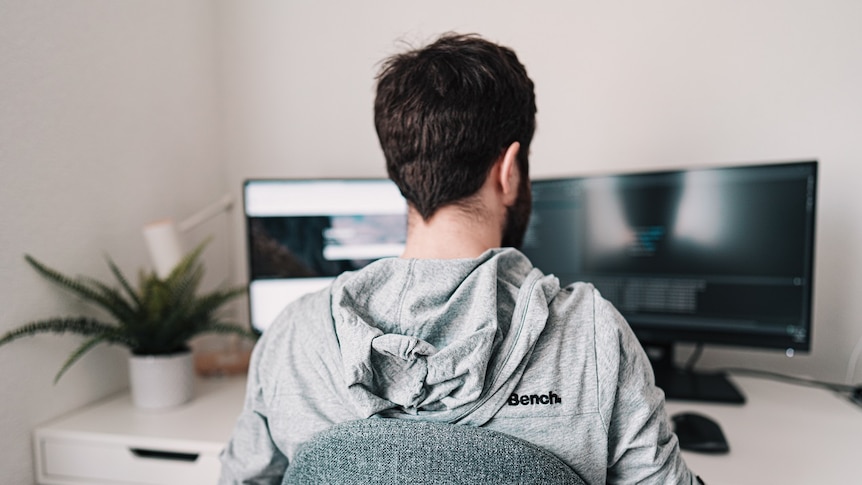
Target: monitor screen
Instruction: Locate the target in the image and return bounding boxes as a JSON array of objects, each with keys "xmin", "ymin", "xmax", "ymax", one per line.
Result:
[
  {"xmin": 244, "ymin": 179, "xmax": 407, "ymax": 333},
  {"xmin": 522, "ymin": 160, "xmax": 818, "ymax": 354}
]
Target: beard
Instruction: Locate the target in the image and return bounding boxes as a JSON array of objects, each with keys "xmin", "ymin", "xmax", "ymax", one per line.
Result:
[{"xmin": 500, "ymin": 174, "xmax": 533, "ymax": 249}]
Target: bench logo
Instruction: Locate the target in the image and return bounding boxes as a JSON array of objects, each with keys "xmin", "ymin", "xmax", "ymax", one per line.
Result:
[{"xmin": 508, "ymin": 391, "xmax": 562, "ymax": 406}]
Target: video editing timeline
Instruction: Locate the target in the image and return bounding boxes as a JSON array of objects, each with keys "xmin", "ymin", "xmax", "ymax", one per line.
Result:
[
  {"xmin": 588, "ymin": 277, "xmax": 705, "ymax": 315},
  {"xmin": 244, "ymin": 179, "xmax": 407, "ymax": 333},
  {"xmin": 522, "ymin": 161, "xmax": 817, "ymax": 350}
]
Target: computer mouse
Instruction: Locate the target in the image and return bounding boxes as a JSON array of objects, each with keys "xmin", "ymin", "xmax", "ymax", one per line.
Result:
[{"xmin": 671, "ymin": 412, "xmax": 730, "ymax": 454}]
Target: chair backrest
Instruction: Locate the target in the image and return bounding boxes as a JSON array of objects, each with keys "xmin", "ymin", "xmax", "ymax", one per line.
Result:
[{"xmin": 282, "ymin": 418, "xmax": 585, "ymax": 485}]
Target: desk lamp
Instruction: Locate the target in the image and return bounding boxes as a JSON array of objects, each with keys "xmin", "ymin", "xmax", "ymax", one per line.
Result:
[{"xmin": 142, "ymin": 194, "xmax": 234, "ymax": 277}]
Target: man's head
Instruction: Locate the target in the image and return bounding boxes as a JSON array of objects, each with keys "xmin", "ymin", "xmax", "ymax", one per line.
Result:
[{"xmin": 374, "ymin": 33, "xmax": 537, "ymax": 247}]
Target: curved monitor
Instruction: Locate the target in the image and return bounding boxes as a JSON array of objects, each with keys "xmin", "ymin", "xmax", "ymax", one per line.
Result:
[{"xmin": 521, "ymin": 160, "xmax": 818, "ymax": 402}]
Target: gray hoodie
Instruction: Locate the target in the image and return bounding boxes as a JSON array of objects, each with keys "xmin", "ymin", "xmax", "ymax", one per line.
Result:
[{"xmin": 219, "ymin": 248, "xmax": 696, "ymax": 484}]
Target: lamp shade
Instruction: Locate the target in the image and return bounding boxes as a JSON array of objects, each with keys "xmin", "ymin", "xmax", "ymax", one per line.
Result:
[{"xmin": 143, "ymin": 220, "xmax": 183, "ymax": 278}]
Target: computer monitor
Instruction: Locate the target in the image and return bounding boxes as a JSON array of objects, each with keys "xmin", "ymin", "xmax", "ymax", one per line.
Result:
[
  {"xmin": 244, "ymin": 179, "xmax": 407, "ymax": 333},
  {"xmin": 521, "ymin": 160, "xmax": 818, "ymax": 403}
]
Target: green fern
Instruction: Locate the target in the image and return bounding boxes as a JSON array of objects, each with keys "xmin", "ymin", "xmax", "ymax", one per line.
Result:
[
  {"xmin": 55, "ymin": 335, "xmax": 109, "ymax": 384},
  {"xmin": 0, "ymin": 241, "xmax": 257, "ymax": 382}
]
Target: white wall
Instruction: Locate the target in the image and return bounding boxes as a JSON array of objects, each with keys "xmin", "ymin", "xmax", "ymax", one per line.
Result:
[
  {"xmin": 3, "ymin": 1, "xmax": 861, "ymax": 482},
  {"xmin": 219, "ymin": 0, "xmax": 862, "ymax": 383},
  {"xmin": 0, "ymin": 1, "xmax": 227, "ymax": 483}
]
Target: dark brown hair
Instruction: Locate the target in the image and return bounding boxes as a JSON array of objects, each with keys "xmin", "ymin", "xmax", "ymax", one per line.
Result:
[{"xmin": 374, "ymin": 33, "xmax": 537, "ymax": 219}]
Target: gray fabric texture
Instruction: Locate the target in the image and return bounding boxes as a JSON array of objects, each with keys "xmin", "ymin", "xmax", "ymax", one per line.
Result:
[
  {"xmin": 282, "ymin": 418, "xmax": 586, "ymax": 484},
  {"xmin": 219, "ymin": 248, "xmax": 696, "ymax": 485}
]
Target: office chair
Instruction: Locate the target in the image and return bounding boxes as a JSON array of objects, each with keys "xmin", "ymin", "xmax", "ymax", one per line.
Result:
[{"xmin": 282, "ymin": 418, "xmax": 585, "ymax": 485}]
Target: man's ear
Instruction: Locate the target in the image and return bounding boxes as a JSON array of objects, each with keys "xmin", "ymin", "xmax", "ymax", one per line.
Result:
[{"xmin": 498, "ymin": 142, "xmax": 521, "ymax": 206}]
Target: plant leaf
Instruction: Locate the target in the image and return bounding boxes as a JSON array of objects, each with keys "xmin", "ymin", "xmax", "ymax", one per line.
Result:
[
  {"xmin": 14, "ymin": 242, "xmax": 251, "ymax": 365},
  {"xmin": 53, "ymin": 335, "xmax": 107, "ymax": 384},
  {"xmin": 79, "ymin": 276, "xmax": 137, "ymax": 323},
  {"xmin": 168, "ymin": 263, "xmax": 204, "ymax": 312},
  {"xmin": 106, "ymin": 256, "xmax": 142, "ymax": 309},
  {"xmin": 165, "ymin": 239, "xmax": 210, "ymax": 288},
  {"xmin": 25, "ymin": 255, "xmax": 134, "ymax": 324},
  {"xmin": 0, "ymin": 318, "xmax": 119, "ymax": 347},
  {"xmin": 187, "ymin": 287, "xmax": 246, "ymax": 324}
]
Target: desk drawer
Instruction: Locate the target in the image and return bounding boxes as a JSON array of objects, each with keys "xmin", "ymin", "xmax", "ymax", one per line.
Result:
[{"xmin": 37, "ymin": 436, "xmax": 221, "ymax": 485}]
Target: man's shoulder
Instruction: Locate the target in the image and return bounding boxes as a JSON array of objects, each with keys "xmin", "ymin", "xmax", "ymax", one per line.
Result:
[
  {"xmin": 262, "ymin": 286, "xmax": 335, "ymax": 344},
  {"xmin": 548, "ymin": 281, "xmax": 598, "ymax": 309},
  {"xmin": 544, "ymin": 280, "xmax": 634, "ymax": 345},
  {"xmin": 559, "ymin": 280, "xmax": 597, "ymax": 296}
]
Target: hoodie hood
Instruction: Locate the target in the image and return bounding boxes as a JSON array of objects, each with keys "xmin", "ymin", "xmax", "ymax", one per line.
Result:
[{"xmin": 330, "ymin": 248, "xmax": 560, "ymax": 425}]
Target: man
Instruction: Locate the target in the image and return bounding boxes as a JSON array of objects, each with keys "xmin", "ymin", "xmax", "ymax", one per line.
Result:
[{"xmin": 220, "ymin": 33, "xmax": 697, "ymax": 484}]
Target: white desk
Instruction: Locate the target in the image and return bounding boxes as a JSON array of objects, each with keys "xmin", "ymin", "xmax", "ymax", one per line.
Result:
[
  {"xmin": 665, "ymin": 375, "xmax": 862, "ymax": 484},
  {"xmin": 33, "ymin": 374, "xmax": 861, "ymax": 485},
  {"xmin": 33, "ymin": 377, "xmax": 246, "ymax": 485}
]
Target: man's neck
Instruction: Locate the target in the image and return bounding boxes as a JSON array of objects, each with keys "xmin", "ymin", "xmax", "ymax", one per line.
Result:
[{"xmin": 400, "ymin": 205, "xmax": 502, "ymax": 260}]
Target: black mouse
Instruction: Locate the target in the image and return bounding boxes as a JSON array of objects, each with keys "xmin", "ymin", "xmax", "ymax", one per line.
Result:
[{"xmin": 672, "ymin": 412, "xmax": 729, "ymax": 454}]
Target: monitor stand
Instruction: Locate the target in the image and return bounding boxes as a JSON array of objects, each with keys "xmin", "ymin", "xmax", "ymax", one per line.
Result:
[{"xmin": 645, "ymin": 343, "xmax": 746, "ymax": 404}]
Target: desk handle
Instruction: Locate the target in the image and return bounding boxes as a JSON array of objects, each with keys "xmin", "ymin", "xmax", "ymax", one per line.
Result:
[{"xmin": 130, "ymin": 448, "xmax": 200, "ymax": 462}]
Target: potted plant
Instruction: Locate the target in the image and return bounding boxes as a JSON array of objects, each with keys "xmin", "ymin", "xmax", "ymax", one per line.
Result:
[{"xmin": 0, "ymin": 241, "xmax": 257, "ymax": 409}]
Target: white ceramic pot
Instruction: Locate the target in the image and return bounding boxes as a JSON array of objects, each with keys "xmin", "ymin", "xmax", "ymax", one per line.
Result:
[{"xmin": 128, "ymin": 351, "xmax": 195, "ymax": 410}]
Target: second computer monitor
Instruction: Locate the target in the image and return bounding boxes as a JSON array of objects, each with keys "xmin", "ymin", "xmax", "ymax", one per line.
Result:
[
  {"xmin": 244, "ymin": 179, "xmax": 407, "ymax": 333},
  {"xmin": 522, "ymin": 160, "xmax": 817, "ymax": 354}
]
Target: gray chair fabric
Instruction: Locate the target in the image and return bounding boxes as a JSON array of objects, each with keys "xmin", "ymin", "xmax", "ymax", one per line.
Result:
[{"xmin": 282, "ymin": 418, "xmax": 586, "ymax": 485}]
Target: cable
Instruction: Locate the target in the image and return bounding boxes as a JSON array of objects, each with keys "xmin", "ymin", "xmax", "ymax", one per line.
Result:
[
  {"xmin": 844, "ymin": 332, "xmax": 862, "ymax": 385},
  {"xmin": 720, "ymin": 367, "xmax": 857, "ymax": 394},
  {"xmin": 683, "ymin": 343, "xmax": 704, "ymax": 372},
  {"xmin": 671, "ymin": 345, "xmax": 861, "ymax": 405}
]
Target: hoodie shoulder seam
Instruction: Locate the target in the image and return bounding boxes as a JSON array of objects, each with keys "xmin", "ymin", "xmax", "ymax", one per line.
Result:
[{"xmin": 394, "ymin": 259, "xmax": 416, "ymax": 334}]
